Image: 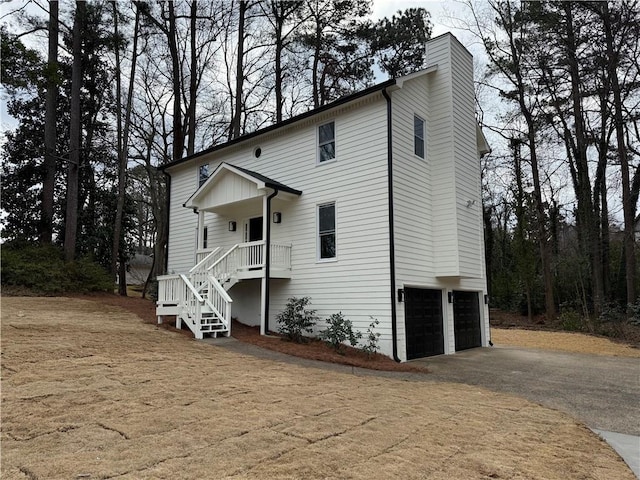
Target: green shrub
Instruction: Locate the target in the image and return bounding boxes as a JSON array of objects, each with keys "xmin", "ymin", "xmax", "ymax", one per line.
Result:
[
  {"xmin": 558, "ymin": 310, "xmax": 583, "ymax": 332},
  {"xmin": 360, "ymin": 317, "xmax": 381, "ymax": 357},
  {"xmin": 1, "ymin": 244, "xmax": 112, "ymax": 294},
  {"xmin": 276, "ymin": 297, "xmax": 318, "ymax": 343},
  {"xmin": 319, "ymin": 312, "xmax": 361, "ymax": 353}
]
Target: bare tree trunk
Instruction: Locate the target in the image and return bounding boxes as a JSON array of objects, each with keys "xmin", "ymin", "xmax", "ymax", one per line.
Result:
[
  {"xmin": 168, "ymin": 2, "xmax": 183, "ymax": 161},
  {"xmin": 564, "ymin": 3, "xmax": 604, "ymax": 315},
  {"xmin": 112, "ymin": 2, "xmax": 141, "ymax": 296},
  {"xmin": 312, "ymin": 19, "xmax": 321, "ymax": 108},
  {"xmin": 474, "ymin": 1, "xmax": 557, "ymax": 318},
  {"xmin": 186, "ymin": 0, "xmax": 197, "ymax": 155},
  {"xmin": 601, "ymin": 2, "xmax": 636, "ymax": 306},
  {"xmin": 41, "ymin": 0, "xmax": 58, "ymax": 245},
  {"xmin": 64, "ymin": 1, "xmax": 84, "ymax": 262},
  {"xmin": 508, "ymin": 12, "xmax": 556, "ymax": 319},
  {"xmin": 274, "ymin": 6, "xmax": 284, "ymax": 123},
  {"xmin": 230, "ymin": 0, "xmax": 246, "ymax": 139},
  {"xmin": 143, "ymin": 162, "xmax": 168, "ymax": 297}
]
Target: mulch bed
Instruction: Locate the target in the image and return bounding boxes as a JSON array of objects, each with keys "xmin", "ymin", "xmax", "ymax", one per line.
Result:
[
  {"xmin": 72, "ymin": 292, "xmax": 428, "ymax": 373},
  {"xmin": 231, "ymin": 321, "xmax": 427, "ymax": 373}
]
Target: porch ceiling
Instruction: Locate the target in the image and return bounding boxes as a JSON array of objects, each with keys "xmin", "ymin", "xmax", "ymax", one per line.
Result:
[{"xmin": 184, "ymin": 162, "xmax": 301, "ymax": 213}]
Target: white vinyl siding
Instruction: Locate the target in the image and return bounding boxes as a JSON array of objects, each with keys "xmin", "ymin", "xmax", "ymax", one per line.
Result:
[
  {"xmin": 167, "ymin": 163, "xmax": 201, "ymax": 272},
  {"xmin": 165, "ymin": 95, "xmax": 393, "ymax": 351}
]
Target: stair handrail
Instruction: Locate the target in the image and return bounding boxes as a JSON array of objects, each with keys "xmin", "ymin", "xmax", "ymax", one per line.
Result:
[
  {"xmin": 202, "ymin": 274, "xmax": 233, "ymax": 326},
  {"xmin": 179, "ymin": 274, "xmax": 204, "ymax": 303},
  {"xmin": 207, "ymin": 244, "xmax": 239, "ymax": 271},
  {"xmin": 190, "ymin": 246, "xmax": 222, "ymax": 273},
  {"xmin": 207, "ymin": 274, "xmax": 233, "ymax": 303}
]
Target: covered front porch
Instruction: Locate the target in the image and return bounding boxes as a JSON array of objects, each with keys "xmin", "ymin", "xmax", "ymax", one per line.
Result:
[{"xmin": 157, "ymin": 163, "xmax": 302, "ymax": 339}]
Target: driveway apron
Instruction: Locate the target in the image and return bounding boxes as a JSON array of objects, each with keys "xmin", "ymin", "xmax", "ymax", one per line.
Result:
[{"xmin": 413, "ymin": 347, "xmax": 640, "ymax": 478}]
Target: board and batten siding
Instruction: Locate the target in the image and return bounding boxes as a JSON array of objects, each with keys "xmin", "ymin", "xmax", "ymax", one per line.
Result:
[
  {"xmin": 165, "ymin": 95, "xmax": 394, "ymax": 353},
  {"xmin": 391, "ymin": 34, "xmax": 488, "ymax": 358}
]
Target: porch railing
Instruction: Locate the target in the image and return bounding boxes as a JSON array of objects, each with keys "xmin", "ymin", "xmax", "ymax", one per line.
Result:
[
  {"xmin": 157, "ymin": 274, "xmax": 182, "ymax": 306},
  {"xmin": 205, "ymin": 241, "xmax": 292, "ymax": 281},
  {"xmin": 270, "ymin": 242, "xmax": 292, "ymax": 271}
]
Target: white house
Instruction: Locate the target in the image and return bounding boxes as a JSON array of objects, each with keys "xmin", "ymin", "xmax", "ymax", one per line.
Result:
[{"xmin": 156, "ymin": 33, "xmax": 491, "ymax": 362}]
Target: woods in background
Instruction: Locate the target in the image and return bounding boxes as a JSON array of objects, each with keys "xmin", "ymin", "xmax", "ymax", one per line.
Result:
[{"xmin": 471, "ymin": 1, "xmax": 640, "ymax": 321}]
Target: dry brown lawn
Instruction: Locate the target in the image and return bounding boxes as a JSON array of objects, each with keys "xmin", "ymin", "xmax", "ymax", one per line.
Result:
[
  {"xmin": 491, "ymin": 328, "xmax": 640, "ymax": 357},
  {"xmin": 1, "ymin": 297, "xmax": 635, "ymax": 480}
]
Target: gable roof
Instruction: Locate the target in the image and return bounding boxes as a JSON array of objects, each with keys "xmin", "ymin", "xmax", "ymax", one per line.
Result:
[
  {"xmin": 183, "ymin": 162, "xmax": 301, "ymax": 211},
  {"xmin": 226, "ymin": 164, "xmax": 302, "ymax": 196}
]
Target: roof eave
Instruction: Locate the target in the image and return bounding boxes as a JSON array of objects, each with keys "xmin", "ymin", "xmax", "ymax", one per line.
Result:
[{"xmin": 160, "ymin": 78, "xmax": 397, "ymax": 172}]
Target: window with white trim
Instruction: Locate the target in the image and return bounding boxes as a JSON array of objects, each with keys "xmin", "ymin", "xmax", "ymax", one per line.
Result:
[
  {"xmin": 198, "ymin": 164, "xmax": 209, "ymax": 187},
  {"xmin": 318, "ymin": 121, "xmax": 335, "ymax": 163},
  {"xmin": 318, "ymin": 202, "xmax": 336, "ymax": 260},
  {"xmin": 414, "ymin": 115, "xmax": 425, "ymax": 158}
]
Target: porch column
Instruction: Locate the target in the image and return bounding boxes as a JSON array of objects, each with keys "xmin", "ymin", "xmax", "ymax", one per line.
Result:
[
  {"xmin": 260, "ymin": 195, "xmax": 268, "ymax": 335},
  {"xmin": 197, "ymin": 210, "xmax": 205, "ymax": 250}
]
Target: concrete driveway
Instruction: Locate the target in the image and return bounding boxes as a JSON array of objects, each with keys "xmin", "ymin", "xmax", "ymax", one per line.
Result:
[
  {"xmin": 413, "ymin": 346, "xmax": 640, "ymax": 435},
  {"xmin": 413, "ymin": 346, "xmax": 640, "ymax": 477}
]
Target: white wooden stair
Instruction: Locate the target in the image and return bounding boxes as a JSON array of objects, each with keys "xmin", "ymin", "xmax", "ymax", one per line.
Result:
[{"xmin": 157, "ymin": 242, "xmax": 292, "ymax": 340}]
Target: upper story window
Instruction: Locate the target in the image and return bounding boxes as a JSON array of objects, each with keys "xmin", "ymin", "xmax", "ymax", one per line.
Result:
[
  {"xmin": 198, "ymin": 164, "xmax": 209, "ymax": 187},
  {"xmin": 318, "ymin": 202, "xmax": 336, "ymax": 260},
  {"xmin": 414, "ymin": 115, "xmax": 425, "ymax": 159},
  {"xmin": 318, "ymin": 121, "xmax": 335, "ymax": 163}
]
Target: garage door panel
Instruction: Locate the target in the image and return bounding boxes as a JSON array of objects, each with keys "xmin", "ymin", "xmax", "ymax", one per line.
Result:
[
  {"xmin": 453, "ymin": 291, "xmax": 481, "ymax": 351},
  {"xmin": 404, "ymin": 288, "xmax": 444, "ymax": 359}
]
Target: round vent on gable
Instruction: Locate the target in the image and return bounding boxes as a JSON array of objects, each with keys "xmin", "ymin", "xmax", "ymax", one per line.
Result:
[{"xmin": 254, "ymin": 147, "xmax": 262, "ymax": 158}]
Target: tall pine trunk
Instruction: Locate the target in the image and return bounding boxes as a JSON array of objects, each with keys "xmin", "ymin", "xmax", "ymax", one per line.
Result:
[
  {"xmin": 64, "ymin": 1, "xmax": 84, "ymax": 262},
  {"xmin": 112, "ymin": 3, "xmax": 141, "ymax": 296},
  {"xmin": 274, "ymin": 12, "xmax": 284, "ymax": 123},
  {"xmin": 230, "ymin": 0, "xmax": 246, "ymax": 139},
  {"xmin": 41, "ymin": 0, "xmax": 58, "ymax": 245},
  {"xmin": 508, "ymin": 4, "xmax": 556, "ymax": 319},
  {"xmin": 186, "ymin": 0, "xmax": 197, "ymax": 155},
  {"xmin": 563, "ymin": 3, "xmax": 604, "ymax": 315},
  {"xmin": 168, "ymin": 2, "xmax": 183, "ymax": 161},
  {"xmin": 602, "ymin": 3, "xmax": 636, "ymax": 306}
]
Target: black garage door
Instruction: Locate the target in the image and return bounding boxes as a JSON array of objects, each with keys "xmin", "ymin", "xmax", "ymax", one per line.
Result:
[
  {"xmin": 453, "ymin": 291, "xmax": 481, "ymax": 351},
  {"xmin": 404, "ymin": 288, "xmax": 444, "ymax": 359}
]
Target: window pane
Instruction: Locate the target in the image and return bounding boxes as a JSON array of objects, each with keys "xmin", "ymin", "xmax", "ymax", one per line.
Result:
[
  {"xmin": 319, "ymin": 122, "xmax": 335, "ymax": 144},
  {"xmin": 320, "ymin": 233, "xmax": 336, "ymax": 259},
  {"xmin": 414, "ymin": 116, "xmax": 425, "ymax": 158},
  {"xmin": 319, "ymin": 204, "xmax": 335, "ymax": 233},
  {"xmin": 414, "ymin": 116, "xmax": 424, "ymax": 139},
  {"xmin": 319, "ymin": 142, "xmax": 335, "ymax": 162},
  {"xmin": 199, "ymin": 164, "xmax": 209, "ymax": 186}
]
